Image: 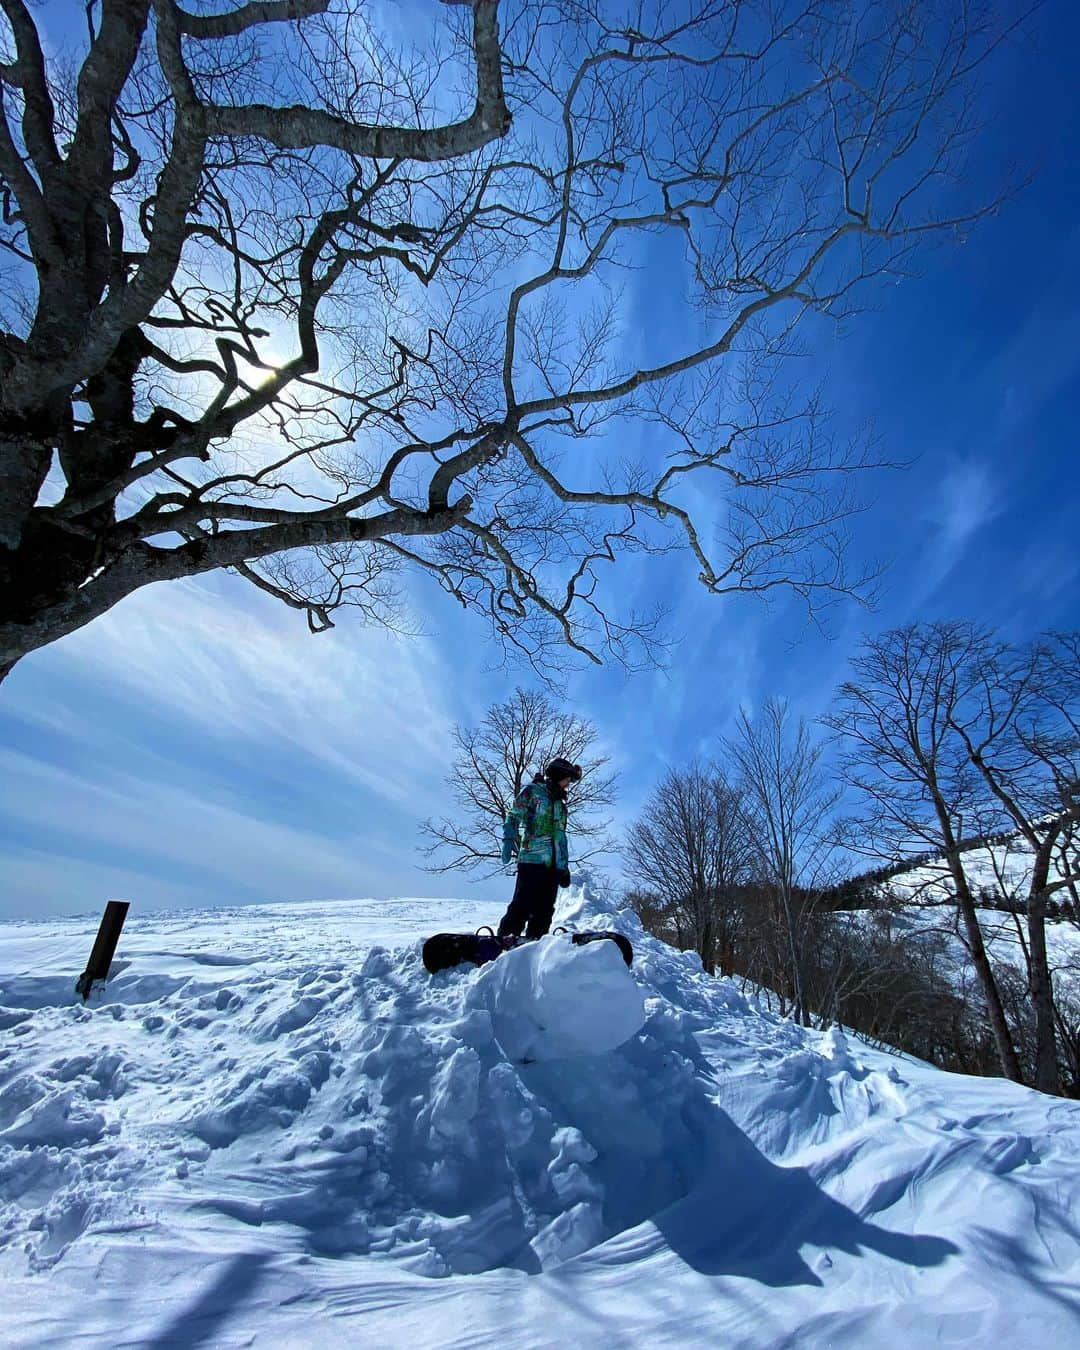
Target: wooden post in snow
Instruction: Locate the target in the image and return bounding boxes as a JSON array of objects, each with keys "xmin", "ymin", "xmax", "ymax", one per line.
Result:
[{"xmin": 75, "ymin": 900, "xmax": 130, "ymax": 1001}]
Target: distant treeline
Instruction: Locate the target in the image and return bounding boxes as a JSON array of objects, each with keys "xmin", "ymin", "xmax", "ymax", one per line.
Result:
[
  {"xmin": 623, "ymin": 623, "xmax": 1079, "ymax": 1098},
  {"xmin": 631, "ymin": 883, "xmax": 1080, "ymax": 1096}
]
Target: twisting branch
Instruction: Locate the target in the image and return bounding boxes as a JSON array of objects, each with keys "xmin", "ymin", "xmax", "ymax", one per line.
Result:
[{"xmin": 0, "ymin": 0, "xmax": 1025, "ymax": 684}]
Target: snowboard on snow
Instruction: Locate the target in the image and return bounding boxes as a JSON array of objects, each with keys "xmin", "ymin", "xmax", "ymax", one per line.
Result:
[{"xmin": 422, "ymin": 926, "xmax": 633, "ymax": 975}]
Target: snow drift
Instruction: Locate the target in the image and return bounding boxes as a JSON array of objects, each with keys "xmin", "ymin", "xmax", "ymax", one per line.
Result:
[{"xmin": 2, "ymin": 885, "xmax": 1080, "ymax": 1347}]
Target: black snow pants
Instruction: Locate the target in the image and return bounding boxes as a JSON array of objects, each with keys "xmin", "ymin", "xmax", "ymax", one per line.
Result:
[{"xmin": 497, "ymin": 862, "xmax": 559, "ymax": 939}]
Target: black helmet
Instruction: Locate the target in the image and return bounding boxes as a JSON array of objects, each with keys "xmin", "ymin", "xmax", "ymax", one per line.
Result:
[{"xmin": 545, "ymin": 758, "xmax": 582, "ymax": 784}]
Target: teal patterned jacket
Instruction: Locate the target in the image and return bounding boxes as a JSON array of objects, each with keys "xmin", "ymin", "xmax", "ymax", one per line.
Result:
[{"xmin": 501, "ymin": 781, "xmax": 569, "ymax": 869}]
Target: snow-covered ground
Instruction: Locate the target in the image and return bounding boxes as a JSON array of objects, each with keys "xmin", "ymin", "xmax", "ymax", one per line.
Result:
[{"xmin": 3, "ymin": 886, "xmax": 1080, "ymax": 1347}]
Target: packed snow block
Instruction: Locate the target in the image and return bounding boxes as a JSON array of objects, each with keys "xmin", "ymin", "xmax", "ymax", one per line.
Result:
[
  {"xmin": 428, "ymin": 1047, "xmax": 482, "ymax": 1141},
  {"xmin": 471, "ymin": 932, "xmax": 646, "ymax": 1062}
]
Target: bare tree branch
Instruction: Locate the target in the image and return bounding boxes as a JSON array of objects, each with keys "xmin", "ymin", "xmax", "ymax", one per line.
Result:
[
  {"xmin": 0, "ymin": 0, "xmax": 1026, "ymax": 684},
  {"xmin": 419, "ymin": 686, "xmax": 617, "ymax": 876}
]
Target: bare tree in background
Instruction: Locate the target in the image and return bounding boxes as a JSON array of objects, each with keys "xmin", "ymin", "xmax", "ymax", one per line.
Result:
[
  {"xmin": 624, "ymin": 761, "xmax": 753, "ymax": 974},
  {"xmin": 826, "ymin": 622, "xmax": 1024, "ymax": 1082},
  {"xmin": 0, "ymin": 0, "xmax": 1023, "ymax": 683},
  {"xmin": 939, "ymin": 629, "xmax": 1080, "ymax": 1094},
  {"xmin": 726, "ymin": 698, "xmax": 841, "ymax": 1025},
  {"xmin": 419, "ymin": 685, "xmax": 615, "ymax": 875}
]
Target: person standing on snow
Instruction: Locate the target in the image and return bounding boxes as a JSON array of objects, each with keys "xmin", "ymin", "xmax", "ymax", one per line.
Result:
[{"xmin": 497, "ymin": 758, "xmax": 582, "ymax": 940}]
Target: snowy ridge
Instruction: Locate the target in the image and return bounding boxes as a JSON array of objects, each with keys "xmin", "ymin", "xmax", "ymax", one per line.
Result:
[
  {"xmin": 854, "ymin": 838, "xmax": 1080, "ymax": 997},
  {"xmin": 2, "ymin": 886, "xmax": 1080, "ymax": 1346},
  {"xmin": 881, "ymin": 832, "xmax": 1076, "ymax": 911}
]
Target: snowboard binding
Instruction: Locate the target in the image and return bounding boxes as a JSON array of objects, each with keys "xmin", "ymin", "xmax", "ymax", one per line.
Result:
[
  {"xmin": 552, "ymin": 926, "xmax": 633, "ymax": 968},
  {"xmin": 421, "ymin": 926, "xmax": 518, "ymax": 974}
]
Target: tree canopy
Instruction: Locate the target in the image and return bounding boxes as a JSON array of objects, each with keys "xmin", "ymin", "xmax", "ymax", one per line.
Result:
[{"xmin": 0, "ymin": 1, "xmax": 1016, "ymax": 681}]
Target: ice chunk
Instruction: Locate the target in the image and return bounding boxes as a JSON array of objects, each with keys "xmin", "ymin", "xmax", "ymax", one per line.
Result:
[
  {"xmin": 0, "ymin": 1089, "xmax": 106, "ymax": 1148},
  {"xmin": 529, "ymin": 1200, "xmax": 605, "ymax": 1267}
]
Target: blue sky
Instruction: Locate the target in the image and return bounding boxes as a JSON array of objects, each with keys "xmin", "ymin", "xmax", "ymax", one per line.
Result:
[{"xmin": 2, "ymin": 2, "xmax": 1078, "ymax": 920}]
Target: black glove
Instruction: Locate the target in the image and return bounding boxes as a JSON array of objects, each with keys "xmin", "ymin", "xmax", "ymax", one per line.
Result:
[{"xmin": 557, "ymin": 868, "xmax": 572, "ymax": 888}]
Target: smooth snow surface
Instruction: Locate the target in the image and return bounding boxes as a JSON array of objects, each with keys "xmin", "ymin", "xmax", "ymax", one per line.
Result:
[{"xmin": 2, "ymin": 886, "xmax": 1080, "ymax": 1348}]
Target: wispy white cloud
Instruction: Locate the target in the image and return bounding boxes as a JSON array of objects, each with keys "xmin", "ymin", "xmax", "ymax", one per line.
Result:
[
  {"xmin": 1014, "ymin": 534, "xmax": 1080, "ymax": 611},
  {"xmin": 986, "ymin": 294, "xmax": 1080, "ymax": 440},
  {"xmin": 934, "ymin": 458, "xmax": 1002, "ymax": 548},
  {"xmin": 907, "ymin": 457, "xmax": 1005, "ymax": 611},
  {"xmin": 1, "ymin": 847, "xmax": 215, "ymax": 921},
  {"xmin": 564, "ymin": 571, "xmax": 767, "ymax": 879},
  {"xmin": 9, "ymin": 574, "xmax": 459, "ymax": 816},
  {"xmin": 0, "ymin": 573, "xmax": 477, "ymax": 918},
  {"xmin": 0, "ymin": 743, "xmax": 402, "ymax": 918}
]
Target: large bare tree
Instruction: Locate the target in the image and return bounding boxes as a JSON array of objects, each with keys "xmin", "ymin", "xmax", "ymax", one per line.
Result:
[
  {"xmin": 937, "ymin": 629, "xmax": 1080, "ymax": 1094},
  {"xmin": 0, "ymin": 1, "xmax": 1020, "ymax": 683},
  {"xmin": 826, "ymin": 622, "xmax": 1028, "ymax": 1083},
  {"xmin": 419, "ymin": 684, "xmax": 615, "ymax": 874}
]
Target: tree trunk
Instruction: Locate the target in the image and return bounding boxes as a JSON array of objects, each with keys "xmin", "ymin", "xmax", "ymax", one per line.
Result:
[
  {"xmin": 1027, "ymin": 838, "xmax": 1062, "ymax": 1095},
  {"xmin": 696, "ymin": 903, "xmax": 716, "ymax": 975},
  {"xmin": 778, "ymin": 881, "xmax": 807, "ymax": 1025},
  {"xmin": 699, "ymin": 925, "xmax": 715, "ymax": 976},
  {"xmin": 0, "ymin": 435, "xmax": 52, "ymax": 552},
  {"xmin": 946, "ymin": 849, "xmax": 1024, "ymax": 1083}
]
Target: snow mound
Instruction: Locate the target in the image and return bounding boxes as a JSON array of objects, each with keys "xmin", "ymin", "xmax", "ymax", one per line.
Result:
[
  {"xmin": 2, "ymin": 888, "xmax": 1080, "ymax": 1347},
  {"xmin": 0, "ymin": 1089, "xmax": 106, "ymax": 1149},
  {"xmin": 471, "ymin": 933, "xmax": 645, "ymax": 1061},
  {"xmin": 0, "ymin": 892, "xmax": 702, "ymax": 1281}
]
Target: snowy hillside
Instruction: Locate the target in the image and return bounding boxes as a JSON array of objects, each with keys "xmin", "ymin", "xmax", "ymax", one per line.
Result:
[
  {"xmin": 882, "ymin": 833, "xmax": 1077, "ymax": 912},
  {"xmin": 3, "ymin": 887, "xmax": 1080, "ymax": 1347},
  {"xmin": 857, "ymin": 839, "xmax": 1080, "ymax": 992}
]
